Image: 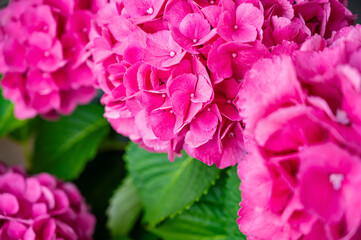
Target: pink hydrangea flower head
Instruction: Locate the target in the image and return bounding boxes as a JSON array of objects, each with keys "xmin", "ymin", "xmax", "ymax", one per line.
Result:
[
  {"xmin": 237, "ymin": 25, "xmax": 361, "ymax": 239},
  {"xmin": 0, "ymin": 162, "xmax": 95, "ymax": 240},
  {"xmin": 90, "ymin": 0, "xmax": 354, "ymax": 167},
  {"xmin": 0, "ymin": 0, "xmax": 105, "ymax": 119}
]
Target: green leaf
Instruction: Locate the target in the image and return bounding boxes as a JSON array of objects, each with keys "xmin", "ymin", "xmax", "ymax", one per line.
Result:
[
  {"xmin": 150, "ymin": 175, "xmax": 228, "ymax": 240},
  {"xmin": 125, "ymin": 142, "xmax": 220, "ymax": 225},
  {"xmin": 8, "ymin": 118, "xmax": 39, "ymax": 143},
  {"xmin": 0, "ymin": 89, "xmax": 27, "ymax": 138},
  {"xmin": 224, "ymin": 167, "xmax": 246, "ymax": 240},
  {"xmin": 32, "ymin": 104, "xmax": 110, "ymax": 180},
  {"xmin": 107, "ymin": 177, "xmax": 142, "ymax": 238}
]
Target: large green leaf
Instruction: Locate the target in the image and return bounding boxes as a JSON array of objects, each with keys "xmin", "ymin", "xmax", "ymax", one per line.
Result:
[
  {"xmin": 32, "ymin": 104, "xmax": 110, "ymax": 180},
  {"xmin": 224, "ymin": 167, "xmax": 246, "ymax": 240},
  {"xmin": 150, "ymin": 175, "xmax": 228, "ymax": 240},
  {"xmin": 150, "ymin": 168, "xmax": 246, "ymax": 240},
  {"xmin": 0, "ymin": 89, "xmax": 26, "ymax": 138},
  {"xmin": 125, "ymin": 142, "xmax": 220, "ymax": 225},
  {"xmin": 107, "ymin": 177, "xmax": 142, "ymax": 238}
]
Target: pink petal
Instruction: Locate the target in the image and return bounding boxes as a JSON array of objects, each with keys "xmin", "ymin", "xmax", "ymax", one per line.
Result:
[{"xmin": 0, "ymin": 193, "xmax": 19, "ymax": 215}]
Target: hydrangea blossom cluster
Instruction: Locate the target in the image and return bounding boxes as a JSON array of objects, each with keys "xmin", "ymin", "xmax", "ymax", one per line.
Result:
[
  {"xmin": 90, "ymin": 0, "xmax": 353, "ymax": 167},
  {"xmin": 0, "ymin": 163, "xmax": 95, "ymax": 240},
  {"xmin": 237, "ymin": 24, "xmax": 361, "ymax": 239},
  {"xmin": 0, "ymin": 0, "xmax": 106, "ymax": 119}
]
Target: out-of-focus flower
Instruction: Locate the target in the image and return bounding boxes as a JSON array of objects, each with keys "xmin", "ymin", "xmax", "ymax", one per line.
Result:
[
  {"xmin": 0, "ymin": 162, "xmax": 95, "ymax": 240},
  {"xmin": 237, "ymin": 25, "xmax": 361, "ymax": 240},
  {"xmin": 0, "ymin": 0, "xmax": 106, "ymax": 119}
]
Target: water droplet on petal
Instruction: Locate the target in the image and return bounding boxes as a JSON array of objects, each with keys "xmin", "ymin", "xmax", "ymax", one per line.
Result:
[
  {"xmin": 190, "ymin": 93, "xmax": 195, "ymax": 98},
  {"xmin": 162, "ymin": 94, "xmax": 166, "ymax": 98},
  {"xmin": 43, "ymin": 25, "xmax": 48, "ymax": 31},
  {"xmin": 336, "ymin": 109, "xmax": 350, "ymax": 125},
  {"xmin": 329, "ymin": 173, "xmax": 344, "ymax": 191},
  {"xmin": 44, "ymin": 51, "xmax": 50, "ymax": 57},
  {"xmin": 229, "ymin": 132, "xmax": 235, "ymax": 138},
  {"xmin": 232, "ymin": 53, "xmax": 237, "ymax": 58},
  {"xmin": 170, "ymin": 51, "xmax": 176, "ymax": 57},
  {"xmin": 146, "ymin": 7, "xmax": 154, "ymax": 14},
  {"xmin": 234, "ymin": 25, "xmax": 239, "ymax": 30},
  {"xmin": 227, "ymin": 99, "xmax": 231, "ymax": 104},
  {"xmin": 82, "ymin": 28, "xmax": 88, "ymax": 33},
  {"xmin": 210, "ymin": 0, "xmax": 215, "ymax": 4},
  {"xmin": 193, "ymin": 39, "xmax": 198, "ymax": 44}
]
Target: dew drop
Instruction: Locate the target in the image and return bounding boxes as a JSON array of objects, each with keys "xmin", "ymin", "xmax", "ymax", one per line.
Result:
[
  {"xmin": 232, "ymin": 53, "xmax": 237, "ymax": 58},
  {"xmin": 336, "ymin": 109, "xmax": 350, "ymax": 125},
  {"xmin": 234, "ymin": 25, "xmax": 239, "ymax": 30},
  {"xmin": 170, "ymin": 51, "xmax": 176, "ymax": 57},
  {"xmin": 146, "ymin": 7, "xmax": 154, "ymax": 14},
  {"xmin": 329, "ymin": 173, "xmax": 344, "ymax": 191}
]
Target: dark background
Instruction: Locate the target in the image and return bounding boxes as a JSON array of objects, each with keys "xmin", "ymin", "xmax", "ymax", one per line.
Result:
[{"xmin": 349, "ymin": 0, "xmax": 361, "ymax": 23}]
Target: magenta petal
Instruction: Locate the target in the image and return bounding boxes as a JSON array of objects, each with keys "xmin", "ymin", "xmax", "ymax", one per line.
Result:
[
  {"xmin": 232, "ymin": 24, "xmax": 258, "ymax": 43},
  {"xmin": 42, "ymin": 219, "xmax": 56, "ymax": 240},
  {"xmin": 23, "ymin": 227, "xmax": 36, "ymax": 240},
  {"xmin": 144, "ymin": 30, "xmax": 185, "ymax": 69},
  {"xmin": 53, "ymin": 190, "xmax": 70, "ymax": 214},
  {"xmin": 0, "ymin": 193, "xmax": 19, "ymax": 215},
  {"xmin": 23, "ymin": 178, "xmax": 42, "ymax": 203},
  {"xmin": 148, "ymin": 108, "xmax": 176, "ymax": 140},
  {"xmin": 32, "ymin": 203, "xmax": 48, "ymax": 218},
  {"xmin": 299, "ymin": 167, "xmax": 343, "ymax": 222},
  {"xmin": 0, "ymin": 173, "xmax": 26, "ymax": 197},
  {"xmin": 6, "ymin": 221, "xmax": 27, "ymax": 239},
  {"xmin": 236, "ymin": 3, "xmax": 264, "ymax": 30},
  {"xmin": 179, "ymin": 13, "xmax": 211, "ymax": 40},
  {"xmin": 218, "ymin": 122, "xmax": 244, "ymax": 168},
  {"xmin": 192, "ymin": 75, "xmax": 213, "ymax": 103},
  {"xmin": 56, "ymin": 221, "xmax": 77, "ymax": 240},
  {"xmin": 171, "ymin": 91, "xmax": 191, "ymax": 116},
  {"xmin": 186, "ymin": 105, "xmax": 219, "ymax": 148},
  {"xmin": 208, "ymin": 39, "xmax": 233, "ymax": 78},
  {"xmin": 3, "ymin": 39, "xmax": 27, "ymax": 72}
]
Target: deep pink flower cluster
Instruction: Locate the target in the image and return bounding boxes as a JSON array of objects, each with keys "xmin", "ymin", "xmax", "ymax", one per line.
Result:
[
  {"xmin": 90, "ymin": 0, "xmax": 353, "ymax": 167},
  {"xmin": 237, "ymin": 24, "xmax": 361, "ymax": 239},
  {"xmin": 0, "ymin": 0, "xmax": 106, "ymax": 119},
  {"xmin": 0, "ymin": 163, "xmax": 95, "ymax": 240}
]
